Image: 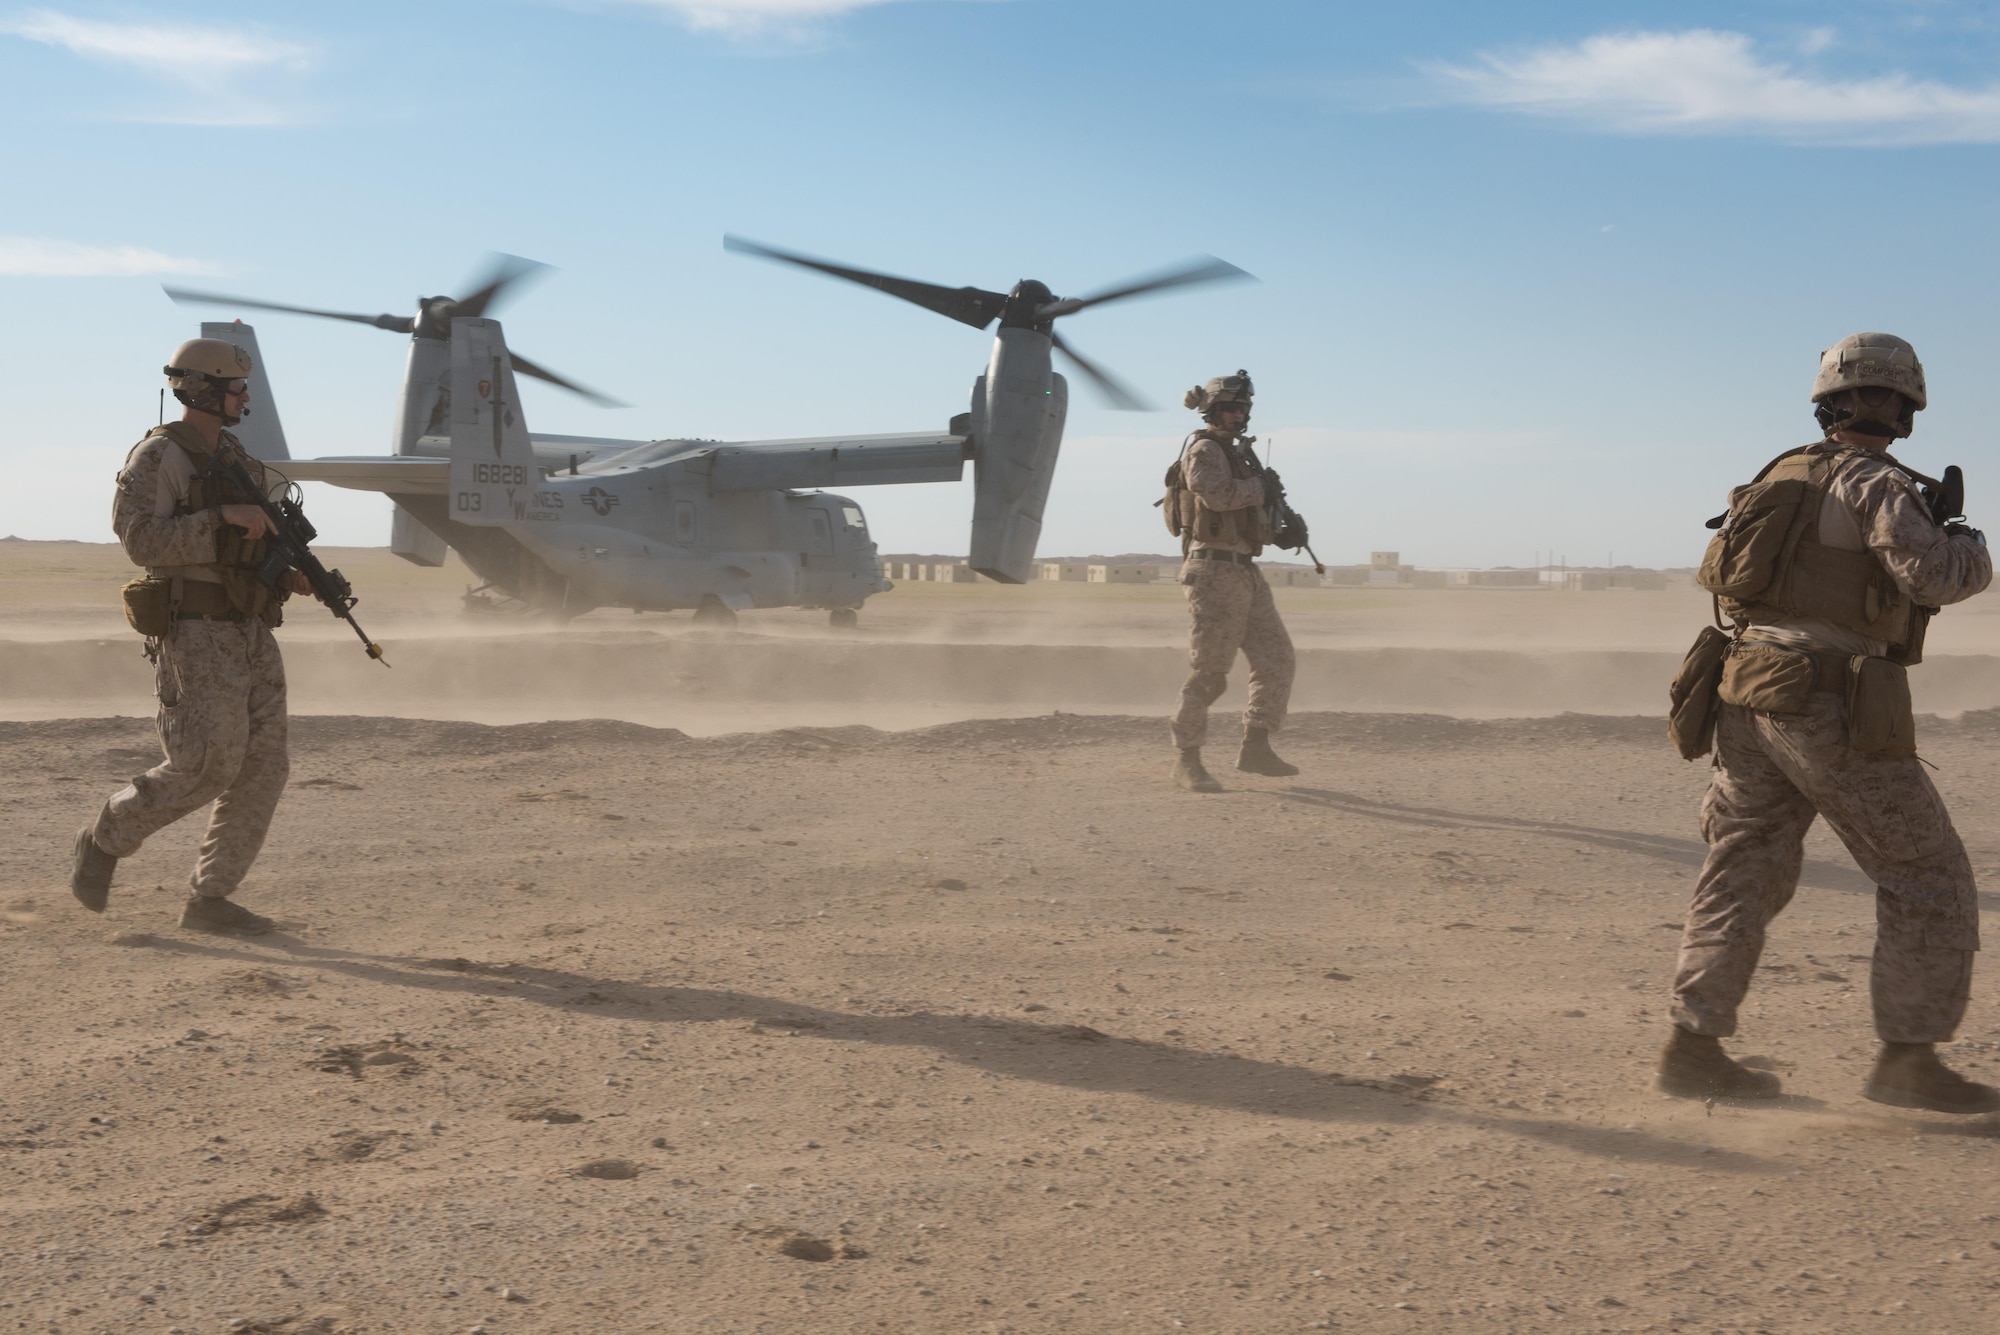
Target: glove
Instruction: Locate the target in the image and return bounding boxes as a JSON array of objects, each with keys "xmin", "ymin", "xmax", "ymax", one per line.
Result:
[
  {"xmin": 1261, "ymin": 469, "xmax": 1284, "ymax": 506},
  {"xmin": 1945, "ymin": 522, "xmax": 1984, "ymax": 545},
  {"xmin": 1274, "ymin": 512, "xmax": 1310, "ymax": 552}
]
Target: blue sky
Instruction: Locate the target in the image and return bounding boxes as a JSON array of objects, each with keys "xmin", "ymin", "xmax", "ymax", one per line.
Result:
[{"xmin": 2, "ymin": 0, "xmax": 1996, "ymax": 567}]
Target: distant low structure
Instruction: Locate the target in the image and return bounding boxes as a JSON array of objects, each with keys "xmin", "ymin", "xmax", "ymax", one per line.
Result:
[
  {"xmin": 881, "ymin": 552, "xmax": 1673, "ymax": 592},
  {"xmin": 1260, "ymin": 565, "xmax": 1324, "ymax": 587},
  {"xmin": 1552, "ymin": 568, "xmax": 1667, "ymax": 591},
  {"xmin": 880, "ymin": 556, "xmax": 983, "ymax": 582},
  {"xmin": 1446, "ymin": 569, "xmax": 1539, "ymax": 588}
]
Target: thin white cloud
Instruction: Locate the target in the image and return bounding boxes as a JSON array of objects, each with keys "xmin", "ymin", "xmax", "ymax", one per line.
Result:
[
  {"xmin": 1431, "ymin": 29, "xmax": 2000, "ymax": 145},
  {"xmin": 0, "ymin": 237, "xmax": 217, "ymax": 278},
  {"xmin": 601, "ymin": 0, "xmax": 922, "ymax": 36},
  {"xmin": 2, "ymin": 9, "xmax": 312, "ymax": 124}
]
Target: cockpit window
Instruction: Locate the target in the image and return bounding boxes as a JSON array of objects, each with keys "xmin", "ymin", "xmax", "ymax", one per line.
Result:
[{"xmin": 841, "ymin": 504, "xmax": 866, "ymax": 532}]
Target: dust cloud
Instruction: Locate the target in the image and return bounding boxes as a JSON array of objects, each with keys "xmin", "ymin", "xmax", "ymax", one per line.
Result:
[{"xmin": 7, "ymin": 538, "xmax": 2000, "ymax": 1332}]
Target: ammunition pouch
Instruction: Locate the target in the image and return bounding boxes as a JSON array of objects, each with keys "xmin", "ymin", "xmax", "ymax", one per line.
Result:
[
  {"xmin": 1716, "ymin": 641, "xmax": 1846, "ymax": 715},
  {"xmin": 1667, "ymin": 626, "xmax": 1731, "ymax": 760},
  {"xmin": 1847, "ymin": 656, "xmax": 1916, "ymax": 757},
  {"xmin": 121, "ymin": 577, "xmax": 175, "ymax": 638}
]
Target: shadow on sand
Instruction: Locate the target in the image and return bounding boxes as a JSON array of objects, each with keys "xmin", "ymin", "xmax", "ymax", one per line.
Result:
[
  {"xmin": 1267, "ymin": 785, "xmax": 1999, "ymax": 913},
  {"xmin": 133, "ymin": 933, "xmax": 1780, "ymax": 1175}
]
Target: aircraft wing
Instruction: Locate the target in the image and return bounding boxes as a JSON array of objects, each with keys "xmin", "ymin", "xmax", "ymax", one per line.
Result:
[
  {"xmin": 275, "ymin": 431, "xmax": 969, "ymax": 497},
  {"xmin": 695, "ymin": 432, "xmax": 969, "ymax": 492},
  {"xmin": 273, "ymin": 457, "xmax": 449, "ymax": 495}
]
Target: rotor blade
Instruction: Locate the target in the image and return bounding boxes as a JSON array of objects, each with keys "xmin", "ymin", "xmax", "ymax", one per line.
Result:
[
  {"xmin": 507, "ymin": 349, "xmax": 626, "ymax": 408},
  {"xmin": 724, "ymin": 235, "xmax": 1007, "ymax": 330},
  {"xmin": 162, "ymin": 286, "xmax": 415, "ymax": 333},
  {"xmin": 454, "ymin": 253, "xmax": 551, "ymax": 319},
  {"xmin": 1036, "ymin": 255, "xmax": 1254, "ymax": 320},
  {"xmin": 1051, "ymin": 331, "xmax": 1150, "ymax": 412}
]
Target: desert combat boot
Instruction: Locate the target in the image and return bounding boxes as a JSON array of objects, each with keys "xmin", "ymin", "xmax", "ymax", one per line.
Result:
[
  {"xmin": 1863, "ymin": 1042, "xmax": 2000, "ymax": 1114},
  {"xmin": 179, "ymin": 895, "xmax": 274, "ymax": 937},
  {"xmin": 1236, "ymin": 726, "xmax": 1299, "ymax": 777},
  {"xmin": 1173, "ymin": 747, "xmax": 1223, "ymax": 793},
  {"xmin": 1656, "ymin": 1025, "xmax": 1781, "ymax": 1100},
  {"xmin": 70, "ymin": 822, "xmax": 118, "ymax": 913}
]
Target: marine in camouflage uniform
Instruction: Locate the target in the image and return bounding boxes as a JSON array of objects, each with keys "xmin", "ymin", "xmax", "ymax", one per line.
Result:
[
  {"xmin": 1165, "ymin": 370, "xmax": 1297, "ymax": 791},
  {"xmin": 68, "ymin": 338, "xmax": 306, "ymax": 937},
  {"xmin": 1662, "ymin": 332, "xmax": 2000, "ymax": 1114}
]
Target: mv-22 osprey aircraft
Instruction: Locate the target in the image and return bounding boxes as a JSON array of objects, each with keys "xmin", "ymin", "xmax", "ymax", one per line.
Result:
[{"xmin": 165, "ymin": 244, "xmax": 1248, "ymax": 626}]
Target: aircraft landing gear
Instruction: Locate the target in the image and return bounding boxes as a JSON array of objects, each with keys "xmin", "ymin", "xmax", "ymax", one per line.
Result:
[
  {"xmin": 829, "ymin": 608, "xmax": 859, "ymax": 630},
  {"xmin": 691, "ymin": 595, "xmax": 737, "ymax": 628}
]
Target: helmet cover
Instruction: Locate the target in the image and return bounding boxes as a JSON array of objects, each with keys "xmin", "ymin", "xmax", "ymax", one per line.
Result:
[
  {"xmin": 164, "ymin": 337, "xmax": 253, "ymax": 424},
  {"xmin": 1811, "ymin": 332, "xmax": 1925, "ymax": 439},
  {"xmin": 1184, "ymin": 368, "xmax": 1254, "ymax": 418}
]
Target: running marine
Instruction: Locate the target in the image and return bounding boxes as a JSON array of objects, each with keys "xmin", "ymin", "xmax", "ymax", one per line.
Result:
[
  {"xmin": 1662, "ymin": 332, "xmax": 1998, "ymax": 1114},
  {"xmin": 68, "ymin": 338, "xmax": 315, "ymax": 936}
]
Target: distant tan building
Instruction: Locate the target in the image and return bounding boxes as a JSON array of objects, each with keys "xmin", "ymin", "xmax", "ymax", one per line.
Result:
[
  {"xmin": 1038, "ymin": 562, "xmax": 1090, "ymax": 581},
  {"xmin": 1446, "ymin": 569, "xmax": 1539, "ymax": 588},
  {"xmin": 1087, "ymin": 564, "xmax": 1152, "ymax": 584}
]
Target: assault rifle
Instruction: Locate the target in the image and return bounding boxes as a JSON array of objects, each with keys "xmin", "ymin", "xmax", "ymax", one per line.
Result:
[
  {"xmin": 215, "ymin": 450, "xmax": 388, "ymax": 665},
  {"xmin": 1922, "ymin": 464, "xmax": 1967, "ymax": 533},
  {"xmin": 1247, "ymin": 438, "xmax": 1324, "ymax": 575}
]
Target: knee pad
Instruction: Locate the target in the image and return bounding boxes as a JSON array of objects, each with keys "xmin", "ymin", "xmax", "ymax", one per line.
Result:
[{"xmin": 1184, "ymin": 670, "xmax": 1228, "ymax": 705}]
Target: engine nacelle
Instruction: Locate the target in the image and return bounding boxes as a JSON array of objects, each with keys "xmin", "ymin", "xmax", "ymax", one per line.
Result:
[{"xmin": 967, "ymin": 327, "xmax": 1068, "ymax": 583}]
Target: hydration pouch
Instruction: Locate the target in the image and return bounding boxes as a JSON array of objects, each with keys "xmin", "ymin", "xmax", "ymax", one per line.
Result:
[
  {"xmin": 1667, "ymin": 625, "xmax": 1731, "ymax": 760},
  {"xmin": 1160, "ymin": 460, "xmax": 1186, "ymax": 538},
  {"xmin": 1716, "ymin": 641, "xmax": 1818, "ymax": 715},
  {"xmin": 1847, "ymin": 656, "xmax": 1917, "ymax": 757},
  {"xmin": 120, "ymin": 577, "xmax": 174, "ymax": 638},
  {"xmin": 1696, "ymin": 476, "xmax": 1814, "ymax": 601}
]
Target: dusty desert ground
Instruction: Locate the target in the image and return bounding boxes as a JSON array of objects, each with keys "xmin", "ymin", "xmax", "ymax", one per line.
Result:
[{"xmin": 5, "ymin": 540, "xmax": 2000, "ymax": 1335}]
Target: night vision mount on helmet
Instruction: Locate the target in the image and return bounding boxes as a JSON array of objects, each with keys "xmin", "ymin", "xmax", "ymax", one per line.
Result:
[{"xmin": 1183, "ymin": 369, "xmax": 1253, "ymax": 418}]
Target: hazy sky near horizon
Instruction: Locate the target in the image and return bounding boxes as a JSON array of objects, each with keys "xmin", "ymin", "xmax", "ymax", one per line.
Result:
[{"xmin": 3, "ymin": 0, "xmax": 1997, "ymax": 568}]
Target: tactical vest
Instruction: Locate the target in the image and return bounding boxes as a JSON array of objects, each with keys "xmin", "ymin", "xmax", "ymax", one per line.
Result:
[
  {"xmin": 1162, "ymin": 430, "xmax": 1274, "ymax": 555},
  {"xmin": 1697, "ymin": 442, "xmax": 1924, "ymax": 662},
  {"xmin": 151, "ymin": 422, "xmax": 283, "ymax": 625}
]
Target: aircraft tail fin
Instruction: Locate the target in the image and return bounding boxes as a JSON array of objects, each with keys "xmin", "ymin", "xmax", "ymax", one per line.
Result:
[
  {"xmin": 447, "ymin": 317, "xmax": 555, "ymax": 527},
  {"xmin": 202, "ymin": 321, "xmax": 289, "ymax": 461}
]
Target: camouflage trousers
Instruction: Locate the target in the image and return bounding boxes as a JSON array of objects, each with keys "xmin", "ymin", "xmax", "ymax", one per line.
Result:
[
  {"xmin": 1169, "ymin": 557, "xmax": 1295, "ymax": 749},
  {"xmin": 92, "ymin": 619, "xmax": 289, "ymax": 899},
  {"xmin": 1672, "ymin": 695, "xmax": 1980, "ymax": 1045}
]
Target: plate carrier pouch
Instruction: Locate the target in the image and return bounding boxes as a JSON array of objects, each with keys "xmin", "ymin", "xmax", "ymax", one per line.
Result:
[
  {"xmin": 1160, "ymin": 430, "xmax": 1274, "ymax": 556},
  {"xmin": 1696, "ymin": 442, "xmax": 1925, "ymax": 664},
  {"xmin": 146, "ymin": 422, "xmax": 284, "ymax": 630},
  {"xmin": 1847, "ymin": 655, "xmax": 1917, "ymax": 757},
  {"xmin": 1667, "ymin": 625, "xmax": 1731, "ymax": 760}
]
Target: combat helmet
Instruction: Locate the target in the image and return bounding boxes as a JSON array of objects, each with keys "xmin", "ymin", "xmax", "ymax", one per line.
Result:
[
  {"xmin": 1812, "ymin": 332, "xmax": 1924, "ymax": 440},
  {"xmin": 1184, "ymin": 369, "xmax": 1254, "ymax": 423},
  {"xmin": 164, "ymin": 337, "xmax": 252, "ymax": 425}
]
